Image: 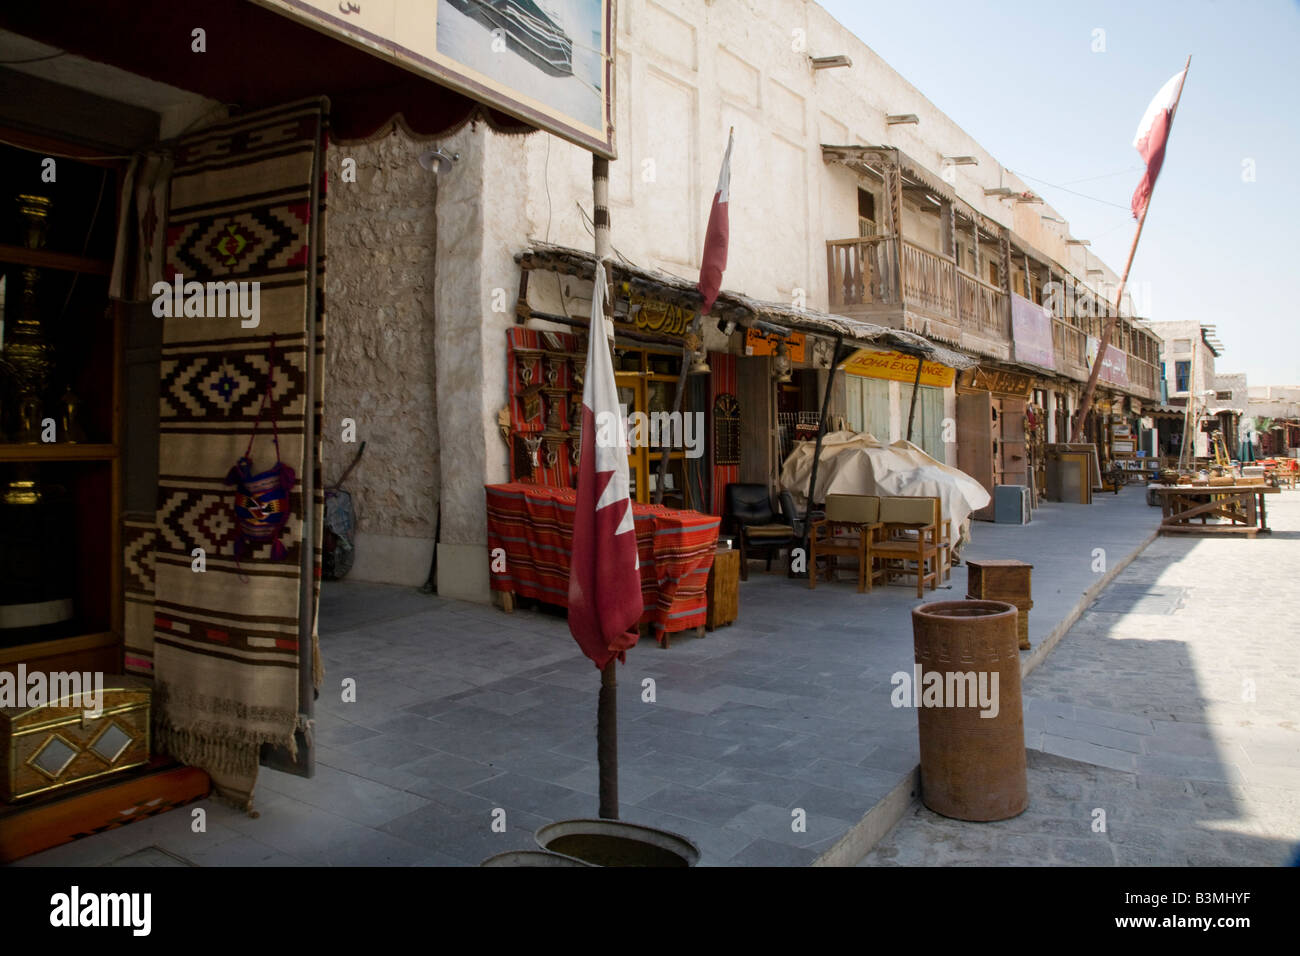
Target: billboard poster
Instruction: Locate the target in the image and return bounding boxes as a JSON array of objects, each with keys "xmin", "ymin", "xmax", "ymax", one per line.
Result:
[{"xmin": 255, "ymin": 0, "xmax": 616, "ymax": 157}]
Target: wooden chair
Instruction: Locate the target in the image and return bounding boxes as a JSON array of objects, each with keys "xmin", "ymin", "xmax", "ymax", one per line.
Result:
[
  {"xmin": 931, "ymin": 498, "xmax": 953, "ymax": 582},
  {"xmin": 871, "ymin": 495, "xmax": 940, "ymax": 598},
  {"xmin": 808, "ymin": 494, "xmax": 881, "ymax": 592},
  {"xmin": 724, "ymin": 483, "xmax": 797, "ymax": 581}
]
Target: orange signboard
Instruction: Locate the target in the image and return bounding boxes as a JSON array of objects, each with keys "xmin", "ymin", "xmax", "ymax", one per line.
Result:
[
  {"xmin": 840, "ymin": 349, "xmax": 955, "ymax": 388},
  {"xmin": 745, "ymin": 329, "xmax": 805, "ymax": 363}
]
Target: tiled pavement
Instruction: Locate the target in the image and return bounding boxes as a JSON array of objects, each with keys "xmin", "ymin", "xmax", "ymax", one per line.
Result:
[
  {"xmin": 862, "ymin": 490, "xmax": 1300, "ymax": 866},
  {"xmin": 16, "ymin": 487, "xmax": 1161, "ymax": 867}
]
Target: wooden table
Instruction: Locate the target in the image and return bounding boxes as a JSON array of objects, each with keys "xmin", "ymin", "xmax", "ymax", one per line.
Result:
[
  {"xmin": 965, "ymin": 559, "xmax": 1033, "ymax": 650},
  {"xmin": 1152, "ymin": 484, "xmax": 1278, "ymax": 537}
]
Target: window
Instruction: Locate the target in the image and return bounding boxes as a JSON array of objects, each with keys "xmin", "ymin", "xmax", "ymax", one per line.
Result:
[
  {"xmin": 857, "ymin": 188, "xmax": 877, "ymax": 236},
  {"xmin": 900, "ymin": 384, "xmax": 945, "ymax": 459},
  {"xmin": 1174, "ymin": 360, "xmax": 1191, "ymax": 393},
  {"xmin": 845, "ymin": 375, "xmax": 889, "ymax": 439}
]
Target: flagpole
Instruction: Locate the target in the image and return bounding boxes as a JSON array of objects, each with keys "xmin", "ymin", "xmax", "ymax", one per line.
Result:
[
  {"xmin": 1071, "ymin": 55, "xmax": 1191, "ymax": 445},
  {"xmin": 592, "ymin": 153, "xmax": 620, "ymax": 821}
]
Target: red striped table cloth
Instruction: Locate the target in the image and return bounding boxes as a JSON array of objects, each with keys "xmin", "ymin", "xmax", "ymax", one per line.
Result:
[{"xmin": 485, "ymin": 482, "xmax": 721, "ymax": 641}]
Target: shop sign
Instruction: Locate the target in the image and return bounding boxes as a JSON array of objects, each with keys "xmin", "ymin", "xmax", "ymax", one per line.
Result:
[
  {"xmin": 839, "ymin": 349, "xmax": 954, "ymax": 387},
  {"xmin": 254, "ymin": 0, "xmax": 617, "ymax": 158},
  {"xmin": 622, "ymin": 288, "xmax": 694, "ymax": 338},
  {"xmin": 745, "ymin": 329, "xmax": 806, "ymax": 362},
  {"xmin": 959, "ymin": 366, "xmax": 1034, "ymax": 397}
]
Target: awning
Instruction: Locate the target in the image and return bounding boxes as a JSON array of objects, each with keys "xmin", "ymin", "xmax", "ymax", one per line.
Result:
[
  {"xmin": 0, "ymin": 0, "xmax": 535, "ymax": 143},
  {"xmin": 516, "ymin": 242, "xmax": 979, "ymax": 370}
]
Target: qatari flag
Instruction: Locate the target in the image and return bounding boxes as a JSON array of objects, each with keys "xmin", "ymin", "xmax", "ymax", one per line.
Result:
[
  {"xmin": 1131, "ymin": 69, "xmax": 1187, "ymax": 220},
  {"xmin": 697, "ymin": 128, "xmax": 734, "ymax": 314},
  {"xmin": 567, "ymin": 264, "xmax": 642, "ymax": 669}
]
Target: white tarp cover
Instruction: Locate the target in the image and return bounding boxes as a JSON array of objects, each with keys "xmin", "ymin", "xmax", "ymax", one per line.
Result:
[{"xmin": 779, "ymin": 431, "xmax": 992, "ymax": 551}]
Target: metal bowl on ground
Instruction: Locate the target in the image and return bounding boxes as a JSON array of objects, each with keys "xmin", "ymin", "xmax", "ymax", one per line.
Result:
[
  {"xmin": 480, "ymin": 849, "xmax": 594, "ymax": 867},
  {"xmin": 535, "ymin": 819, "xmax": 700, "ymax": 867}
]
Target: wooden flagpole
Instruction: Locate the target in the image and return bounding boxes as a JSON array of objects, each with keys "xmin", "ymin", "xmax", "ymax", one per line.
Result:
[{"xmin": 1072, "ymin": 55, "xmax": 1191, "ymax": 444}]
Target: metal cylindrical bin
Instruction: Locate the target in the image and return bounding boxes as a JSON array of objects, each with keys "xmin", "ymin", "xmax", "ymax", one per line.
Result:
[
  {"xmin": 480, "ymin": 849, "xmax": 593, "ymax": 867},
  {"xmin": 910, "ymin": 600, "xmax": 1028, "ymax": 821},
  {"xmin": 535, "ymin": 819, "xmax": 700, "ymax": 867}
]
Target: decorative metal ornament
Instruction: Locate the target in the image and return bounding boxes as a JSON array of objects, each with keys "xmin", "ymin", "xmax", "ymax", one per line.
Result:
[
  {"xmin": 522, "ymin": 435, "xmax": 543, "ymax": 472},
  {"xmin": 713, "ymin": 393, "xmax": 741, "ymax": 466}
]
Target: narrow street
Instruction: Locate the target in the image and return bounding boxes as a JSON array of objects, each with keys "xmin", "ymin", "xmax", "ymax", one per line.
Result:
[
  {"xmin": 15, "ymin": 486, "xmax": 1175, "ymax": 867},
  {"xmin": 862, "ymin": 492, "xmax": 1300, "ymax": 866}
]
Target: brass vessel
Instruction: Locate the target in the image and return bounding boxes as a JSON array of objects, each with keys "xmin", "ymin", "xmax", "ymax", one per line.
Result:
[{"xmin": 5, "ymin": 194, "xmax": 56, "ymax": 442}]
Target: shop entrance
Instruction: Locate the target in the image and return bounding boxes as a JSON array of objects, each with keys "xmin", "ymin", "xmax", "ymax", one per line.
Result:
[{"xmin": 614, "ymin": 345, "xmax": 689, "ymax": 506}]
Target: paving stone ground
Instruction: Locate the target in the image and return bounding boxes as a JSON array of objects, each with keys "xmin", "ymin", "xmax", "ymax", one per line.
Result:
[
  {"xmin": 14, "ymin": 487, "xmax": 1160, "ymax": 867},
  {"xmin": 862, "ymin": 490, "xmax": 1300, "ymax": 867}
]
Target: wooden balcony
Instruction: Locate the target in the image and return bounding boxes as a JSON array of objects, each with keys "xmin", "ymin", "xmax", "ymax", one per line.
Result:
[
  {"xmin": 827, "ymin": 236, "xmax": 1008, "ymax": 352},
  {"xmin": 828, "ymin": 236, "xmax": 1158, "ymax": 400},
  {"xmin": 1051, "ymin": 317, "xmax": 1159, "ymax": 401}
]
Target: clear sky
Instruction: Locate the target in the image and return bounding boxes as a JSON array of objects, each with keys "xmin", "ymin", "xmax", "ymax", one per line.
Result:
[{"xmin": 818, "ymin": 0, "xmax": 1300, "ymax": 386}]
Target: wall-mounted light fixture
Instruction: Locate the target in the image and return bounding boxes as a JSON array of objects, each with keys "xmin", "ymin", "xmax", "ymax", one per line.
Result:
[
  {"xmin": 811, "ymin": 55, "xmax": 852, "ymax": 70},
  {"xmin": 417, "ymin": 146, "xmax": 460, "ymax": 175},
  {"xmin": 773, "ymin": 341, "xmax": 793, "ymax": 383},
  {"xmin": 886, "ymin": 114, "xmax": 919, "ymax": 125}
]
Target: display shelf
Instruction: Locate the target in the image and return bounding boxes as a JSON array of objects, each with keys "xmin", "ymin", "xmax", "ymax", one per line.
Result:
[{"xmin": 0, "ymin": 443, "xmax": 118, "ymax": 462}]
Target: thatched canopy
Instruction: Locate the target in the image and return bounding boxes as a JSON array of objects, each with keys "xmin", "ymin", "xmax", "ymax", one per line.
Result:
[{"xmin": 516, "ymin": 242, "xmax": 979, "ymax": 369}]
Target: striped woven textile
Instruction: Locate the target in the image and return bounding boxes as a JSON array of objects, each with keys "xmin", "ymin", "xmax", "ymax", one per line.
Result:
[
  {"xmin": 486, "ymin": 482, "xmax": 719, "ymax": 640},
  {"xmin": 122, "ymin": 515, "xmax": 157, "ymax": 679},
  {"xmin": 151, "ymin": 100, "xmax": 326, "ymax": 809}
]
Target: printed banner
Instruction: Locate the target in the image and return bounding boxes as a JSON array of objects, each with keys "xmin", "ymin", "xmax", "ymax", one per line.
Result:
[
  {"xmin": 1086, "ymin": 335, "xmax": 1130, "ymax": 387},
  {"xmin": 1010, "ymin": 292, "xmax": 1056, "ymax": 372}
]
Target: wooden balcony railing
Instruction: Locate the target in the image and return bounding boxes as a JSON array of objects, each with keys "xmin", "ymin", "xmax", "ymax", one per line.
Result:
[
  {"xmin": 826, "ymin": 236, "xmax": 1006, "ymax": 337},
  {"xmin": 956, "ymin": 267, "xmax": 1005, "ymax": 336},
  {"xmin": 827, "ymin": 235, "xmax": 895, "ymax": 308},
  {"xmin": 826, "ymin": 236, "xmax": 1155, "ymax": 398},
  {"xmin": 900, "ymin": 240, "xmax": 956, "ymax": 317}
]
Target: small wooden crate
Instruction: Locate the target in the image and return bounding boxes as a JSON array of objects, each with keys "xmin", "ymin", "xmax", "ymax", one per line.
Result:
[
  {"xmin": 706, "ymin": 548, "xmax": 740, "ymax": 631},
  {"xmin": 1, "ymin": 675, "xmax": 151, "ymax": 802},
  {"xmin": 966, "ymin": 559, "xmax": 1033, "ymax": 650}
]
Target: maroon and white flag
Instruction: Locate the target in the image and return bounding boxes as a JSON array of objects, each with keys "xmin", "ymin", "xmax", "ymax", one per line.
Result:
[
  {"xmin": 697, "ymin": 128, "xmax": 734, "ymax": 315},
  {"xmin": 567, "ymin": 264, "xmax": 642, "ymax": 669},
  {"xmin": 1131, "ymin": 68, "xmax": 1186, "ymax": 220}
]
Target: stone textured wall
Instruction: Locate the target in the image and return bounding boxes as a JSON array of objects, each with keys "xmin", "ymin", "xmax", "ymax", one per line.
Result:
[{"xmin": 322, "ymin": 132, "xmax": 440, "ymax": 543}]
